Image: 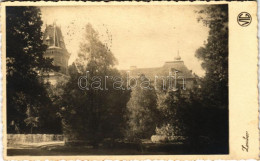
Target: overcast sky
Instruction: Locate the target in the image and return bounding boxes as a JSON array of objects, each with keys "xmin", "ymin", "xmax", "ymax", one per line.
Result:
[{"xmin": 40, "ymin": 5, "xmax": 209, "ymax": 76}]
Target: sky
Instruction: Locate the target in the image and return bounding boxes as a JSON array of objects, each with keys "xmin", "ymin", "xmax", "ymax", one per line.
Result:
[{"xmin": 40, "ymin": 5, "xmax": 209, "ymax": 76}]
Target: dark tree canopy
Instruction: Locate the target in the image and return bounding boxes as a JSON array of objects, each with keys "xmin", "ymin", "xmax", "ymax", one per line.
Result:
[
  {"xmin": 195, "ymin": 5, "xmax": 228, "ymax": 109},
  {"xmin": 6, "ymin": 7, "xmax": 59, "ymax": 133},
  {"xmin": 191, "ymin": 5, "xmax": 228, "ymax": 149}
]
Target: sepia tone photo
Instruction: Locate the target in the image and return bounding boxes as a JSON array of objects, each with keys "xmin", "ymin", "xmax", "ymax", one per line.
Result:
[{"xmin": 1, "ymin": 1, "xmax": 258, "ymax": 160}]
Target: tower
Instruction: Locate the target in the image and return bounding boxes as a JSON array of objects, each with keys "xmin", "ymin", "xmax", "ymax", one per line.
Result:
[{"xmin": 42, "ymin": 22, "xmax": 70, "ymax": 84}]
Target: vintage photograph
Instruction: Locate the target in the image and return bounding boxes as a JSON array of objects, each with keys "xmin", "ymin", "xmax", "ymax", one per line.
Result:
[{"xmin": 5, "ymin": 4, "xmax": 229, "ymax": 156}]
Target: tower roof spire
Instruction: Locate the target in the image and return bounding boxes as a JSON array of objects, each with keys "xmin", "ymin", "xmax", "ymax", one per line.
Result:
[{"xmin": 174, "ymin": 50, "xmax": 181, "ymax": 61}]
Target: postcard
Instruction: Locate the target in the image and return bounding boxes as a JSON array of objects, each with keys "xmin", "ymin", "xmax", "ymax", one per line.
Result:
[{"xmin": 1, "ymin": 1, "xmax": 258, "ymax": 160}]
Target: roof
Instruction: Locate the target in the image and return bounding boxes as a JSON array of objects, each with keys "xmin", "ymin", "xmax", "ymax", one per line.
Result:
[
  {"xmin": 43, "ymin": 24, "xmax": 67, "ymax": 50},
  {"xmin": 129, "ymin": 60, "xmax": 194, "ymax": 79}
]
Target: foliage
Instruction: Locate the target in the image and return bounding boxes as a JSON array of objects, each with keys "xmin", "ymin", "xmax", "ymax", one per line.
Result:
[
  {"xmin": 156, "ymin": 89, "xmax": 191, "ymax": 138},
  {"xmin": 196, "ymin": 5, "xmax": 228, "ymax": 109},
  {"xmin": 125, "ymin": 75, "xmax": 159, "ymax": 140},
  {"xmin": 6, "ymin": 7, "xmax": 59, "ymax": 133},
  {"xmin": 60, "ymin": 24, "xmax": 130, "ymax": 145},
  {"xmin": 155, "ymin": 124, "xmax": 174, "ymax": 138}
]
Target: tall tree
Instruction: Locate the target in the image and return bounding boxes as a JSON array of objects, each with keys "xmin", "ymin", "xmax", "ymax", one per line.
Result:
[
  {"xmin": 6, "ymin": 7, "xmax": 58, "ymax": 133},
  {"xmin": 195, "ymin": 5, "xmax": 228, "ymax": 109},
  {"xmin": 125, "ymin": 74, "xmax": 159, "ymax": 140},
  {"xmin": 61, "ymin": 24, "xmax": 130, "ymax": 145},
  {"xmin": 193, "ymin": 5, "xmax": 229, "ymax": 150}
]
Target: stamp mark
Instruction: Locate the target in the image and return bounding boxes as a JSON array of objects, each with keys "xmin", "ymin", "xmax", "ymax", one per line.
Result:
[{"xmin": 237, "ymin": 12, "xmax": 252, "ymax": 27}]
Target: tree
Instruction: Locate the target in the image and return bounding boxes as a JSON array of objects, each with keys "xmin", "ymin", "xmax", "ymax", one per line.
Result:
[
  {"xmin": 155, "ymin": 87, "xmax": 194, "ymax": 141},
  {"xmin": 125, "ymin": 74, "xmax": 159, "ymax": 140},
  {"xmin": 60, "ymin": 24, "xmax": 130, "ymax": 145},
  {"xmin": 158, "ymin": 90, "xmax": 186, "ymax": 136},
  {"xmin": 195, "ymin": 5, "xmax": 228, "ymax": 109},
  {"xmin": 6, "ymin": 7, "xmax": 58, "ymax": 133},
  {"xmin": 191, "ymin": 5, "xmax": 229, "ymax": 150}
]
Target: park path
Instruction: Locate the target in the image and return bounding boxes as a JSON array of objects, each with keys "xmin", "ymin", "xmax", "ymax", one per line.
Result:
[{"xmin": 7, "ymin": 141, "xmax": 65, "ymax": 149}]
